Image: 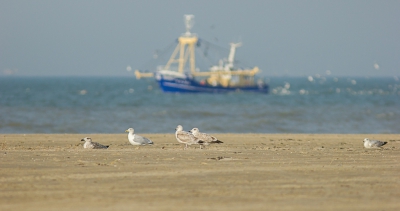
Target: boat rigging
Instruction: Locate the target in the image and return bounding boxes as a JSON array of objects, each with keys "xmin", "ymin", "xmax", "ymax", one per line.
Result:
[{"xmin": 134, "ymin": 14, "xmax": 268, "ymax": 93}]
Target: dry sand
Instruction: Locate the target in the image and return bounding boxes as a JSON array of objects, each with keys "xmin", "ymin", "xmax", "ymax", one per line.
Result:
[{"xmin": 0, "ymin": 134, "xmax": 399, "ymax": 211}]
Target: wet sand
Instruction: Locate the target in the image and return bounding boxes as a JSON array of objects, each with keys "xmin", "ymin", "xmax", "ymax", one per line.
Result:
[{"xmin": 1, "ymin": 134, "xmax": 399, "ymax": 211}]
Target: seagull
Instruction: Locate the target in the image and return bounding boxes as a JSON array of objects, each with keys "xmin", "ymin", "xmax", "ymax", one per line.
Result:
[
  {"xmin": 189, "ymin": 128, "xmax": 223, "ymax": 149},
  {"xmin": 81, "ymin": 137, "xmax": 109, "ymax": 149},
  {"xmin": 175, "ymin": 125, "xmax": 202, "ymax": 149},
  {"xmin": 363, "ymin": 138, "xmax": 387, "ymax": 148},
  {"xmin": 125, "ymin": 128, "xmax": 154, "ymax": 145}
]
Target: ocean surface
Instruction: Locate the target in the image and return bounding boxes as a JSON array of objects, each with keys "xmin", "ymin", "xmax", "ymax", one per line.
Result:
[{"xmin": 1, "ymin": 76, "xmax": 399, "ymax": 134}]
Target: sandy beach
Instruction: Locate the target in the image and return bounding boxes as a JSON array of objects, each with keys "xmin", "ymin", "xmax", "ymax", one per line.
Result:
[{"xmin": 0, "ymin": 133, "xmax": 399, "ymax": 211}]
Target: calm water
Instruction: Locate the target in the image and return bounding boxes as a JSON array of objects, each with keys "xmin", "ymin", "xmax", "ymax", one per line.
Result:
[{"xmin": 0, "ymin": 76, "xmax": 399, "ymax": 134}]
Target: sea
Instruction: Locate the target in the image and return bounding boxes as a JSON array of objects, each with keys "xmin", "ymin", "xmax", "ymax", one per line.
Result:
[{"xmin": 0, "ymin": 76, "xmax": 399, "ymax": 134}]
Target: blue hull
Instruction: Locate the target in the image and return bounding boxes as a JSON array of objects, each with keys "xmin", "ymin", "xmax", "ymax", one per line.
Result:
[{"xmin": 156, "ymin": 75, "xmax": 269, "ymax": 93}]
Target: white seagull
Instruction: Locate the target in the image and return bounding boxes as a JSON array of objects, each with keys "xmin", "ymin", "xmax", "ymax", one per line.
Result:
[
  {"xmin": 125, "ymin": 128, "xmax": 154, "ymax": 145},
  {"xmin": 189, "ymin": 128, "xmax": 223, "ymax": 149},
  {"xmin": 175, "ymin": 125, "xmax": 202, "ymax": 149},
  {"xmin": 363, "ymin": 138, "xmax": 387, "ymax": 148},
  {"xmin": 81, "ymin": 137, "xmax": 109, "ymax": 149}
]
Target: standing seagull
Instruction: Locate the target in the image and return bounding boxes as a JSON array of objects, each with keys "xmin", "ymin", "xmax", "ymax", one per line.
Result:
[
  {"xmin": 190, "ymin": 128, "xmax": 223, "ymax": 149},
  {"xmin": 81, "ymin": 137, "xmax": 109, "ymax": 149},
  {"xmin": 363, "ymin": 138, "xmax": 387, "ymax": 148},
  {"xmin": 175, "ymin": 125, "xmax": 202, "ymax": 149},
  {"xmin": 125, "ymin": 128, "xmax": 154, "ymax": 145}
]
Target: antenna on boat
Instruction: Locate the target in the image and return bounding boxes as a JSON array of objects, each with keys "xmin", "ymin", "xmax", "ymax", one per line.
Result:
[
  {"xmin": 227, "ymin": 42, "xmax": 242, "ymax": 69},
  {"xmin": 184, "ymin": 14, "xmax": 194, "ymax": 36}
]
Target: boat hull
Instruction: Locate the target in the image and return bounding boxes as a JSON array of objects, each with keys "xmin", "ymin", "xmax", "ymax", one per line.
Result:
[{"xmin": 155, "ymin": 73, "xmax": 268, "ymax": 93}]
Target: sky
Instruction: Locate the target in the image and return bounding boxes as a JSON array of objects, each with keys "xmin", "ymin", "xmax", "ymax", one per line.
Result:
[{"xmin": 1, "ymin": 0, "xmax": 399, "ymax": 77}]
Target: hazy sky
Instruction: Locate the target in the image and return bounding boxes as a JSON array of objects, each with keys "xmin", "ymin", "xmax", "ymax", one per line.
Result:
[{"xmin": 1, "ymin": 0, "xmax": 399, "ymax": 77}]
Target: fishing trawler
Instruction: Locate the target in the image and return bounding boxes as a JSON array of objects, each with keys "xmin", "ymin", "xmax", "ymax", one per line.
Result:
[{"xmin": 134, "ymin": 15, "xmax": 268, "ymax": 93}]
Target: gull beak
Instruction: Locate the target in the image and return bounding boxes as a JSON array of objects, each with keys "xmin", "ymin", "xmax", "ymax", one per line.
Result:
[
  {"xmin": 125, "ymin": 129, "xmax": 129, "ymax": 132},
  {"xmin": 81, "ymin": 139, "xmax": 84, "ymax": 142}
]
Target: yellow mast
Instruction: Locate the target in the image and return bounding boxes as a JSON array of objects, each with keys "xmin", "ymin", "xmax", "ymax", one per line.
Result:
[
  {"xmin": 134, "ymin": 14, "xmax": 261, "ymax": 86},
  {"xmin": 164, "ymin": 15, "xmax": 197, "ymax": 74}
]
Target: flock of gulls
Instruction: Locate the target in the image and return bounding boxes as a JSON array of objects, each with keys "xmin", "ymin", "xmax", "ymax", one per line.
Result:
[
  {"xmin": 80, "ymin": 126, "xmax": 388, "ymax": 150},
  {"xmin": 80, "ymin": 125, "xmax": 223, "ymax": 150}
]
